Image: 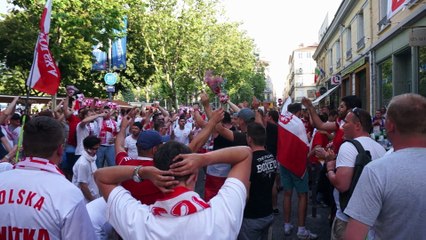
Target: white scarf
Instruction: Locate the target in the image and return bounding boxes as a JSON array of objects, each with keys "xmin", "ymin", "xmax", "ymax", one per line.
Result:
[
  {"xmin": 150, "ymin": 186, "xmax": 210, "ymax": 217},
  {"xmin": 82, "ymin": 150, "xmax": 97, "ymax": 173},
  {"xmin": 14, "ymin": 157, "xmax": 64, "ymax": 176}
]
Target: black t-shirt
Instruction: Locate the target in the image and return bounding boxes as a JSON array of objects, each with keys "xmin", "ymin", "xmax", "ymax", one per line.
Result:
[
  {"xmin": 213, "ymin": 127, "xmax": 236, "ymax": 150},
  {"xmin": 0, "ymin": 131, "xmax": 9, "ymax": 159},
  {"xmin": 244, "ymin": 150, "xmax": 277, "ymax": 218},
  {"xmin": 265, "ymin": 122, "xmax": 278, "ymax": 157},
  {"xmin": 232, "ymin": 131, "xmax": 247, "ymax": 146}
]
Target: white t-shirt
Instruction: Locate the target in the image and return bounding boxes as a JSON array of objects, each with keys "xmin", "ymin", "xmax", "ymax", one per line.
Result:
[
  {"xmin": 124, "ymin": 135, "xmax": 138, "ymax": 159},
  {"xmin": 173, "ymin": 127, "xmax": 192, "ymax": 145},
  {"xmin": 72, "ymin": 154, "xmax": 100, "ymax": 201},
  {"xmin": 334, "ymin": 136, "xmax": 386, "ymax": 221},
  {"xmin": 75, "ymin": 120, "xmax": 100, "ymax": 155},
  {"xmin": 86, "ymin": 198, "xmax": 113, "ymax": 240},
  {"xmin": 107, "ymin": 178, "xmax": 246, "ymax": 240},
  {"xmin": 0, "ymin": 168, "xmax": 96, "ymax": 239}
]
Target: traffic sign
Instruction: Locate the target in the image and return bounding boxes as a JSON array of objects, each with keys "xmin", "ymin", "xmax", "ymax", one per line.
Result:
[
  {"xmin": 106, "ymin": 85, "xmax": 115, "ymax": 93},
  {"xmin": 104, "ymin": 73, "xmax": 117, "ymax": 85}
]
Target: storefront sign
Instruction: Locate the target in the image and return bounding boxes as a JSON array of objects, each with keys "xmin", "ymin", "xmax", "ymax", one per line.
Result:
[
  {"xmin": 409, "ymin": 28, "xmax": 426, "ymax": 47},
  {"xmin": 341, "ymin": 57, "xmax": 366, "ymax": 76}
]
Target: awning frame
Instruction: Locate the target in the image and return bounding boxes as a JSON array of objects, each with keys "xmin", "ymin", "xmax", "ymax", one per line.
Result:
[{"xmin": 312, "ymin": 85, "xmax": 339, "ymax": 106}]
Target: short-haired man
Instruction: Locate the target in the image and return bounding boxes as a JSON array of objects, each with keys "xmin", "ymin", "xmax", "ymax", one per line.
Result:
[
  {"xmin": 124, "ymin": 122, "xmax": 143, "ymax": 159},
  {"xmin": 344, "ymin": 93, "xmax": 426, "ymax": 239},
  {"xmin": 325, "ymin": 108, "xmax": 386, "ymax": 239},
  {"xmin": 278, "ymin": 102, "xmax": 318, "ymax": 239},
  {"xmin": 72, "ymin": 135, "xmax": 102, "ymax": 203},
  {"xmin": 0, "ymin": 116, "xmax": 95, "ymax": 239},
  {"xmin": 95, "ymin": 142, "xmax": 251, "ymax": 239},
  {"xmin": 238, "ymin": 122, "xmax": 277, "ymax": 240}
]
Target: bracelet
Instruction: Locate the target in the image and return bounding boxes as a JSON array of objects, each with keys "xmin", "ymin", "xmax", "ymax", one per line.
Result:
[
  {"xmin": 327, "ymin": 169, "xmax": 335, "ymax": 173},
  {"xmin": 4, "ymin": 155, "xmax": 10, "ymax": 160}
]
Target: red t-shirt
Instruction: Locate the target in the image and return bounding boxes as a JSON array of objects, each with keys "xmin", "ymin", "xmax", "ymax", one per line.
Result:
[
  {"xmin": 309, "ymin": 131, "xmax": 330, "ymax": 164},
  {"xmin": 66, "ymin": 114, "xmax": 81, "ymax": 147},
  {"xmin": 332, "ymin": 119, "xmax": 345, "ymax": 153},
  {"xmin": 116, "ymin": 152, "xmax": 163, "ymax": 205}
]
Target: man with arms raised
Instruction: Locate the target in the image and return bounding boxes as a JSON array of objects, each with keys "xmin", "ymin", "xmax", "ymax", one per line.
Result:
[
  {"xmin": 344, "ymin": 94, "xmax": 426, "ymax": 239},
  {"xmin": 0, "ymin": 116, "xmax": 95, "ymax": 239}
]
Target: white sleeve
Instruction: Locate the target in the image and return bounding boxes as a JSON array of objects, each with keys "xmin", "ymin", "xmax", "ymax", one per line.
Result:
[
  {"xmin": 62, "ymin": 200, "xmax": 96, "ymax": 239},
  {"xmin": 210, "ymin": 178, "xmax": 247, "ymax": 234},
  {"xmin": 76, "ymin": 162, "xmax": 90, "ymax": 184},
  {"xmin": 124, "ymin": 136, "xmax": 130, "ymax": 148},
  {"xmin": 344, "ymin": 166, "xmax": 383, "ymax": 226},
  {"xmin": 107, "ymin": 186, "xmax": 149, "ymax": 239},
  {"xmin": 336, "ymin": 142, "xmax": 358, "ymax": 168}
]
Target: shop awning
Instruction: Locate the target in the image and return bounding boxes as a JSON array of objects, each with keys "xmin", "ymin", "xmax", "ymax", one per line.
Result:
[{"xmin": 312, "ymin": 85, "xmax": 339, "ymax": 106}]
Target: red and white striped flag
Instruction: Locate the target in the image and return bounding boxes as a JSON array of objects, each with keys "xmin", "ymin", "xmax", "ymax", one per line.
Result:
[
  {"xmin": 26, "ymin": 0, "xmax": 60, "ymax": 95},
  {"xmin": 276, "ymin": 97, "xmax": 309, "ymax": 178}
]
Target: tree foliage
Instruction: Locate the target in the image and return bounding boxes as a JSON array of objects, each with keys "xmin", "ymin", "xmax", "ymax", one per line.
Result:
[{"xmin": 0, "ymin": 0, "xmax": 266, "ymax": 109}]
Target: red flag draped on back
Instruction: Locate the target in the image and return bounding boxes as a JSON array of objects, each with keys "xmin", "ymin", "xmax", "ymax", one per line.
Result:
[
  {"xmin": 26, "ymin": 0, "xmax": 61, "ymax": 95},
  {"xmin": 276, "ymin": 97, "xmax": 309, "ymax": 178}
]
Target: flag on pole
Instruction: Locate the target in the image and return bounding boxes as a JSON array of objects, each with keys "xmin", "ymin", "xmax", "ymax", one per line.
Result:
[
  {"xmin": 277, "ymin": 97, "xmax": 309, "ymax": 178},
  {"xmin": 26, "ymin": 0, "xmax": 61, "ymax": 95}
]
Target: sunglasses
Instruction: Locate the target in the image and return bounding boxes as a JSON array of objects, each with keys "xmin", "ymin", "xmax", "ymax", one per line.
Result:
[{"xmin": 351, "ymin": 107, "xmax": 363, "ymax": 125}]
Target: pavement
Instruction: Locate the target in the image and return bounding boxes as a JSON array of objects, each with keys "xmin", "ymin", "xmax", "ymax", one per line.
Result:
[{"xmin": 195, "ymin": 169, "xmax": 333, "ymax": 240}]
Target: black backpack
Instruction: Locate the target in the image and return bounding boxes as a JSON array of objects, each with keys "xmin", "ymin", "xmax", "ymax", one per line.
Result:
[{"xmin": 339, "ymin": 139, "xmax": 372, "ymax": 212}]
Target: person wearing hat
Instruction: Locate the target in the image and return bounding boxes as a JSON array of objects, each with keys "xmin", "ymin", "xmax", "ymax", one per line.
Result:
[
  {"xmin": 215, "ymin": 108, "xmax": 255, "ymax": 146},
  {"xmin": 115, "ymin": 115, "xmax": 165, "ymax": 204}
]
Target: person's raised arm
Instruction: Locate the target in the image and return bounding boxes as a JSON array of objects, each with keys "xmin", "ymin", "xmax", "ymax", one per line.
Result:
[
  {"xmin": 227, "ymin": 100, "xmax": 241, "ymax": 113},
  {"xmin": 199, "ymin": 93, "xmax": 212, "ymax": 120},
  {"xmin": 0, "ymin": 96, "xmax": 19, "ymax": 125},
  {"xmin": 80, "ymin": 112, "xmax": 106, "ymax": 127},
  {"xmin": 302, "ymin": 97, "xmax": 337, "ymax": 132},
  {"xmin": 215, "ymin": 120, "xmax": 234, "ymax": 142},
  {"xmin": 63, "ymin": 95, "xmax": 74, "ymax": 119},
  {"xmin": 188, "ymin": 108, "xmax": 223, "ymax": 152},
  {"xmin": 153, "ymin": 101, "xmax": 169, "ymax": 118},
  {"xmin": 94, "ymin": 165, "xmax": 177, "ymax": 201},
  {"xmin": 171, "ymin": 146, "xmax": 252, "ymax": 191},
  {"xmin": 115, "ymin": 109, "xmax": 135, "ymax": 156}
]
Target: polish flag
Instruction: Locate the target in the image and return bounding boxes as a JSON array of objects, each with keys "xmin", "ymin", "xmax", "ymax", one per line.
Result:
[
  {"xmin": 26, "ymin": 0, "xmax": 60, "ymax": 95},
  {"xmin": 276, "ymin": 97, "xmax": 309, "ymax": 178}
]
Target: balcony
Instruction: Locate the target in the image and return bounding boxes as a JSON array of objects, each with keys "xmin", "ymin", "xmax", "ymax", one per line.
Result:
[
  {"xmin": 336, "ymin": 59, "xmax": 341, "ymax": 68},
  {"xmin": 357, "ymin": 37, "xmax": 365, "ymax": 50},
  {"xmin": 346, "ymin": 49, "xmax": 352, "ymax": 60},
  {"xmin": 329, "ymin": 66, "xmax": 333, "ymax": 74},
  {"xmin": 378, "ymin": 17, "xmax": 390, "ymax": 32}
]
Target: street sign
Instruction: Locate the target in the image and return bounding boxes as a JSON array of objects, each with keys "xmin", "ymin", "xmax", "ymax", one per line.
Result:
[
  {"xmin": 106, "ymin": 85, "xmax": 115, "ymax": 93},
  {"xmin": 104, "ymin": 73, "xmax": 117, "ymax": 85}
]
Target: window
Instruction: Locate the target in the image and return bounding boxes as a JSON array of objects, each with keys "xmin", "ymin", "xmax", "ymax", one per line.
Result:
[
  {"xmin": 419, "ymin": 47, "xmax": 426, "ymax": 97},
  {"xmin": 328, "ymin": 49, "xmax": 333, "ymax": 73},
  {"xmin": 298, "ymin": 52, "xmax": 304, "ymax": 59},
  {"xmin": 357, "ymin": 13, "xmax": 365, "ymax": 50},
  {"xmin": 346, "ymin": 28, "xmax": 352, "ymax": 59},
  {"xmin": 378, "ymin": 0, "xmax": 389, "ymax": 31},
  {"xmin": 306, "ymin": 52, "xmax": 312, "ymax": 59},
  {"xmin": 335, "ymin": 40, "xmax": 341, "ymax": 68},
  {"xmin": 378, "ymin": 58, "xmax": 393, "ymax": 107}
]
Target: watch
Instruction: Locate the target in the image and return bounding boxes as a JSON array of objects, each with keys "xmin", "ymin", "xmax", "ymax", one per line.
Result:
[{"xmin": 132, "ymin": 165, "xmax": 143, "ymax": 182}]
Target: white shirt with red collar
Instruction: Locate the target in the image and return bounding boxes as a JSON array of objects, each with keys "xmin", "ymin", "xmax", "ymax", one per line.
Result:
[
  {"xmin": 0, "ymin": 157, "xmax": 96, "ymax": 239},
  {"xmin": 107, "ymin": 178, "xmax": 246, "ymax": 240}
]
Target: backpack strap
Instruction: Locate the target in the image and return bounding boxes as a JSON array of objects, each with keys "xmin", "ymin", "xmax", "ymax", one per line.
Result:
[{"xmin": 344, "ymin": 139, "xmax": 365, "ymax": 155}]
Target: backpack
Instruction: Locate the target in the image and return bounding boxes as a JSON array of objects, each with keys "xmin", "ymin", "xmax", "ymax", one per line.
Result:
[{"xmin": 339, "ymin": 139, "xmax": 372, "ymax": 212}]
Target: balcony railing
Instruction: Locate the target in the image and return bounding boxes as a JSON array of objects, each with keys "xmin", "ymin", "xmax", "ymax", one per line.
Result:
[
  {"xmin": 346, "ymin": 49, "xmax": 352, "ymax": 59},
  {"xmin": 357, "ymin": 37, "xmax": 365, "ymax": 50},
  {"xmin": 336, "ymin": 59, "xmax": 341, "ymax": 68},
  {"xmin": 378, "ymin": 17, "xmax": 390, "ymax": 31}
]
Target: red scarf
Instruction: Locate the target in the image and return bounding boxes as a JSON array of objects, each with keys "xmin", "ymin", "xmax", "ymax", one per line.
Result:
[
  {"xmin": 99, "ymin": 119, "xmax": 117, "ymax": 144},
  {"xmin": 14, "ymin": 157, "xmax": 64, "ymax": 176},
  {"xmin": 150, "ymin": 186, "xmax": 210, "ymax": 217}
]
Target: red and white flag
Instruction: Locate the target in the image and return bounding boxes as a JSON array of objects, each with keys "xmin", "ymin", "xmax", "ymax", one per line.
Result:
[
  {"xmin": 276, "ymin": 97, "xmax": 309, "ymax": 178},
  {"xmin": 26, "ymin": 0, "xmax": 60, "ymax": 95}
]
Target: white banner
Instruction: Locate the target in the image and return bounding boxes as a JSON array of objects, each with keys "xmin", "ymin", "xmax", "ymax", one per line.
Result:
[{"xmin": 387, "ymin": 0, "xmax": 409, "ymax": 19}]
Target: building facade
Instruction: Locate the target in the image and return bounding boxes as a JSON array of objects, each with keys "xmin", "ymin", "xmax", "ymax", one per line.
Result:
[
  {"xmin": 287, "ymin": 45, "xmax": 318, "ymax": 102},
  {"xmin": 313, "ymin": 0, "xmax": 426, "ymax": 112}
]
